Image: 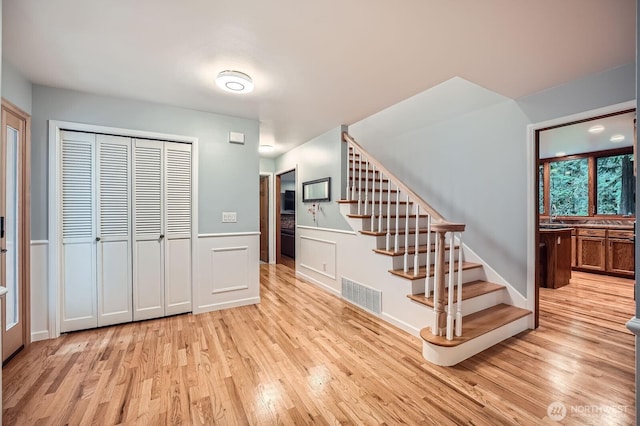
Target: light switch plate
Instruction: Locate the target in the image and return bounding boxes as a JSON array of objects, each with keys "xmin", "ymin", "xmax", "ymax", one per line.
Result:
[{"xmin": 222, "ymin": 212, "xmax": 237, "ymax": 223}]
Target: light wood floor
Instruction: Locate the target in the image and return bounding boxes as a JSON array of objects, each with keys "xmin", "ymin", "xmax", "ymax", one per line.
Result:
[{"xmin": 2, "ymin": 267, "xmax": 635, "ymax": 425}]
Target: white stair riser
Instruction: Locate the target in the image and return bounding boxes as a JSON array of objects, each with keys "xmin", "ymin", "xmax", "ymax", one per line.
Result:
[
  {"xmin": 389, "ymin": 248, "xmax": 460, "ymax": 270},
  {"xmin": 409, "ymin": 267, "xmax": 485, "ymax": 295},
  {"xmin": 348, "ymin": 181, "xmax": 393, "ymax": 191},
  {"xmin": 345, "ymin": 191, "xmax": 400, "ymax": 203},
  {"xmin": 373, "ymin": 233, "xmax": 430, "ymax": 249},
  {"xmin": 421, "ymin": 315, "xmax": 531, "ymax": 366},
  {"xmin": 348, "ymin": 202, "xmax": 414, "ymax": 216},
  {"xmin": 360, "ymin": 216, "xmax": 429, "ymax": 230}
]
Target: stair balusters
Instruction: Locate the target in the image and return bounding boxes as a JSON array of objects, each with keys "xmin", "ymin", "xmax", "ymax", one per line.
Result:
[{"xmin": 344, "ymin": 133, "xmax": 466, "ymax": 340}]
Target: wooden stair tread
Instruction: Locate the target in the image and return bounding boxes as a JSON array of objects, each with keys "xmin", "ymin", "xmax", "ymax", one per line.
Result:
[
  {"xmin": 374, "ymin": 244, "xmax": 458, "ymax": 256},
  {"xmin": 360, "ymin": 228, "xmax": 430, "ymax": 236},
  {"xmin": 389, "ymin": 261, "xmax": 482, "ymax": 280},
  {"xmin": 419, "ymin": 304, "xmax": 531, "ymax": 347},
  {"xmin": 407, "ymin": 280, "xmax": 504, "ymax": 308}
]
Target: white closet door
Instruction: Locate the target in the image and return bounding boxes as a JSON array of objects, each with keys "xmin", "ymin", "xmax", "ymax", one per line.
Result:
[
  {"xmin": 132, "ymin": 139, "xmax": 165, "ymax": 321},
  {"xmin": 60, "ymin": 131, "xmax": 97, "ymax": 332},
  {"xmin": 96, "ymin": 135, "xmax": 132, "ymax": 327},
  {"xmin": 164, "ymin": 142, "xmax": 192, "ymax": 315}
]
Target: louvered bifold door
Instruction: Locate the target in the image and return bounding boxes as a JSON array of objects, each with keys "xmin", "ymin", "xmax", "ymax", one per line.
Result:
[
  {"xmin": 164, "ymin": 142, "xmax": 192, "ymax": 315},
  {"xmin": 96, "ymin": 135, "xmax": 132, "ymax": 327},
  {"xmin": 60, "ymin": 131, "xmax": 98, "ymax": 332},
  {"xmin": 133, "ymin": 139, "xmax": 165, "ymax": 321}
]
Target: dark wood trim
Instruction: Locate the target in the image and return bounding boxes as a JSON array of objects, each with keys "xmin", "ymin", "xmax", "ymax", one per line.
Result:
[
  {"xmin": 275, "ymin": 174, "xmax": 282, "ymax": 265},
  {"xmin": 536, "ymin": 108, "xmax": 636, "ymax": 133},
  {"xmin": 534, "ymin": 130, "xmax": 541, "ymax": 329},
  {"xmin": 540, "ymin": 146, "xmax": 633, "ymax": 162}
]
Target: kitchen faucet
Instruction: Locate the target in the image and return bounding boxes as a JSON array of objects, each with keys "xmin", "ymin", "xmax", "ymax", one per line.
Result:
[{"xmin": 550, "ymin": 204, "xmax": 558, "ymax": 223}]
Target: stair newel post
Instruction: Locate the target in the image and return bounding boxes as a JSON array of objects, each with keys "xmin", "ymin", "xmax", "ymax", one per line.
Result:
[
  {"xmin": 394, "ymin": 185, "xmax": 400, "ymax": 252},
  {"xmin": 385, "ymin": 183, "xmax": 392, "ymax": 251},
  {"xmin": 378, "ymin": 171, "xmax": 383, "ymax": 233},
  {"xmin": 413, "ymin": 204, "xmax": 420, "ymax": 275},
  {"xmin": 370, "ymin": 164, "xmax": 376, "ymax": 232},
  {"xmin": 357, "ymin": 150, "xmax": 363, "ymax": 215},
  {"xmin": 403, "ymin": 194, "xmax": 410, "ymax": 272},
  {"xmin": 456, "ymin": 232, "xmax": 464, "ymax": 337},
  {"xmin": 446, "ymin": 231, "xmax": 456, "ymax": 340},
  {"xmin": 364, "ymin": 160, "xmax": 369, "ymax": 216},
  {"xmin": 434, "ymin": 229, "xmax": 446, "ymax": 336},
  {"xmin": 425, "ymin": 215, "xmax": 432, "ymax": 295}
]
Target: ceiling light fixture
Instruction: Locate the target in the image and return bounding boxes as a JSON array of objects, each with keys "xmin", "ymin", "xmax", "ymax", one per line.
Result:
[
  {"xmin": 588, "ymin": 124, "xmax": 605, "ymax": 134},
  {"xmin": 259, "ymin": 144, "xmax": 274, "ymax": 153},
  {"xmin": 610, "ymin": 134, "xmax": 625, "ymax": 142},
  {"xmin": 216, "ymin": 70, "xmax": 254, "ymax": 94}
]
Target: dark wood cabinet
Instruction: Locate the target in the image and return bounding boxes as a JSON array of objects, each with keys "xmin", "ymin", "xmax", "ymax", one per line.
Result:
[
  {"xmin": 539, "ymin": 228, "xmax": 572, "ymax": 289},
  {"xmin": 571, "ymin": 231, "xmax": 576, "ymax": 268},
  {"xmin": 577, "ymin": 229, "xmax": 606, "ymax": 272},
  {"xmin": 281, "ymin": 232, "xmax": 295, "ymax": 258},
  {"xmin": 606, "ymin": 230, "xmax": 635, "ymax": 277},
  {"xmin": 575, "ymin": 228, "xmax": 634, "ymax": 277}
]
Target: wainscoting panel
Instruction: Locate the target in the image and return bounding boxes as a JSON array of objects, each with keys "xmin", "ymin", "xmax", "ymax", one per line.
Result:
[
  {"xmin": 299, "ymin": 235, "xmax": 337, "ymax": 279},
  {"xmin": 195, "ymin": 233, "xmax": 260, "ymax": 313},
  {"xmin": 31, "ymin": 241, "xmax": 50, "ymax": 341}
]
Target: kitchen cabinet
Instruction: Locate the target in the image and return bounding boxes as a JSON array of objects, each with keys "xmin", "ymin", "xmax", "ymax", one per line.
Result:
[
  {"xmin": 281, "ymin": 230, "xmax": 295, "ymax": 258},
  {"xmin": 575, "ymin": 228, "xmax": 635, "ymax": 277},
  {"xmin": 576, "ymin": 229, "xmax": 606, "ymax": 272},
  {"xmin": 539, "ymin": 228, "xmax": 572, "ymax": 288},
  {"xmin": 571, "ymin": 230, "xmax": 576, "ymax": 268},
  {"xmin": 606, "ymin": 230, "xmax": 635, "ymax": 277}
]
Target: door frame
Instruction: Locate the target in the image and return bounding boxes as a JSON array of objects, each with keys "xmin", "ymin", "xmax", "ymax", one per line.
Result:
[
  {"xmin": 48, "ymin": 121, "xmax": 198, "ymax": 338},
  {"xmin": 526, "ymin": 100, "xmax": 636, "ymax": 326},
  {"xmin": 275, "ymin": 167, "xmax": 296, "ymax": 265},
  {"xmin": 1, "ymin": 99, "xmax": 31, "ymax": 356},
  {"xmin": 259, "ymin": 172, "xmax": 275, "ymax": 264}
]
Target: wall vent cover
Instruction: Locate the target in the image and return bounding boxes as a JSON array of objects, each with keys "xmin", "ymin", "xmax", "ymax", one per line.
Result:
[{"xmin": 341, "ymin": 277, "xmax": 381, "ymax": 315}]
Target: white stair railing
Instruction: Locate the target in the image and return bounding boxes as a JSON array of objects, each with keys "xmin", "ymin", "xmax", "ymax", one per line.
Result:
[{"xmin": 344, "ymin": 133, "xmax": 466, "ymax": 341}]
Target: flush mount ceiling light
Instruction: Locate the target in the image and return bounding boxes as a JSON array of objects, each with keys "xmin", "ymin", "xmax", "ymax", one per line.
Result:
[
  {"xmin": 259, "ymin": 144, "xmax": 274, "ymax": 153},
  {"xmin": 216, "ymin": 70, "xmax": 254, "ymax": 94},
  {"xmin": 588, "ymin": 124, "xmax": 605, "ymax": 134},
  {"xmin": 610, "ymin": 134, "xmax": 625, "ymax": 142}
]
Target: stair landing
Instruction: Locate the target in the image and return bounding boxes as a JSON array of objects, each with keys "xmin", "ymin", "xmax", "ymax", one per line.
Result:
[{"xmin": 419, "ymin": 303, "xmax": 531, "ymax": 347}]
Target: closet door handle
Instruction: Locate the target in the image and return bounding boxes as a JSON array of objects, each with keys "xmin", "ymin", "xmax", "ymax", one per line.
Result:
[
  {"xmin": 0, "ymin": 248, "xmax": 7, "ymax": 253},
  {"xmin": 159, "ymin": 234, "xmax": 165, "ymax": 240},
  {"xmin": 95, "ymin": 237, "xmax": 101, "ymax": 242}
]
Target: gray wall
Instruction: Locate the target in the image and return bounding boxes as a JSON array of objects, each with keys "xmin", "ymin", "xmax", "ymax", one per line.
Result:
[
  {"xmin": 275, "ymin": 126, "xmax": 350, "ymax": 230},
  {"xmin": 2, "ymin": 60, "xmax": 32, "ymax": 114},
  {"xmin": 350, "ymin": 68, "xmax": 636, "ymax": 298},
  {"xmin": 32, "ymin": 85, "xmax": 260, "ymax": 240},
  {"xmin": 516, "ymin": 63, "xmax": 636, "ymax": 123},
  {"xmin": 350, "ymin": 79, "xmax": 530, "ymax": 295},
  {"xmin": 259, "ymin": 158, "xmax": 275, "ymax": 173}
]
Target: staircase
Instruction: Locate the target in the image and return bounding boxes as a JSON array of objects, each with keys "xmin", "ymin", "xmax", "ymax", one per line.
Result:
[{"xmin": 338, "ymin": 132, "xmax": 531, "ymax": 366}]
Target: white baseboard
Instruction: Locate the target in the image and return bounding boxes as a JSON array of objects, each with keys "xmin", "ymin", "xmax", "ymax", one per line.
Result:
[
  {"xmin": 31, "ymin": 330, "xmax": 50, "ymax": 342},
  {"xmin": 296, "ymin": 270, "xmax": 340, "ymax": 296},
  {"xmin": 381, "ymin": 312, "xmax": 421, "ymax": 337},
  {"xmin": 195, "ymin": 297, "xmax": 260, "ymax": 313}
]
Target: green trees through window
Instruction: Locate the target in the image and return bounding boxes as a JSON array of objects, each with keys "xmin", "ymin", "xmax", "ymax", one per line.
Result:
[
  {"xmin": 549, "ymin": 159, "xmax": 588, "ymax": 216},
  {"xmin": 542, "ymin": 151, "xmax": 635, "ymax": 217}
]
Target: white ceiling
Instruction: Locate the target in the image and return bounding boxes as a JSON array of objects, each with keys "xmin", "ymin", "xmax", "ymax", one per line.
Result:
[
  {"xmin": 3, "ymin": 0, "xmax": 636, "ymax": 157},
  {"xmin": 539, "ymin": 111, "xmax": 635, "ymax": 159}
]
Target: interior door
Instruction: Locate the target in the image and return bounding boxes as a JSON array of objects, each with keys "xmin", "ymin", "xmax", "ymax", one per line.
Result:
[
  {"xmin": 60, "ymin": 131, "xmax": 98, "ymax": 333},
  {"xmin": 260, "ymin": 175, "xmax": 269, "ymax": 262},
  {"xmin": 133, "ymin": 139, "xmax": 165, "ymax": 321},
  {"xmin": 1, "ymin": 102, "xmax": 29, "ymax": 361},
  {"xmin": 96, "ymin": 135, "xmax": 133, "ymax": 326},
  {"xmin": 164, "ymin": 142, "xmax": 192, "ymax": 316}
]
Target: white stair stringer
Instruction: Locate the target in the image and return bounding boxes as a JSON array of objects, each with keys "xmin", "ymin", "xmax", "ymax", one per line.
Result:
[{"xmin": 422, "ymin": 315, "xmax": 530, "ymax": 367}]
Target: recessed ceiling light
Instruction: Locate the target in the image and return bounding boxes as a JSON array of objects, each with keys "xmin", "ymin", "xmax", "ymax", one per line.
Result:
[
  {"xmin": 555, "ymin": 151, "xmax": 566, "ymax": 157},
  {"xmin": 259, "ymin": 144, "xmax": 274, "ymax": 153},
  {"xmin": 216, "ymin": 70, "xmax": 254, "ymax": 94},
  {"xmin": 610, "ymin": 134, "xmax": 625, "ymax": 142},
  {"xmin": 588, "ymin": 124, "xmax": 605, "ymax": 134}
]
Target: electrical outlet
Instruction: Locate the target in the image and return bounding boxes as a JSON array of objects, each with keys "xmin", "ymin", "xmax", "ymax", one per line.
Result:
[{"xmin": 222, "ymin": 212, "xmax": 237, "ymax": 223}]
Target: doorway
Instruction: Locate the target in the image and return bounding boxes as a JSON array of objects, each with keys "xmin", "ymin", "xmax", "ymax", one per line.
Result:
[
  {"xmin": 534, "ymin": 107, "xmax": 636, "ymax": 327},
  {"xmin": 276, "ymin": 169, "xmax": 296, "ymax": 270},
  {"xmin": 259, "ymin": 175, "xmax": 270, "ymax": 263},
  {"xmin": 1, "ymin": 100, "xmax": 31, "ymax": 363}
]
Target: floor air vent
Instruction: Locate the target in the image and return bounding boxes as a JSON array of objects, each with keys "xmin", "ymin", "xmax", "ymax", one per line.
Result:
[{"xmin": 341, "ymin": 277, "xmax": 381, "ymax": 314}]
